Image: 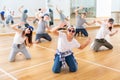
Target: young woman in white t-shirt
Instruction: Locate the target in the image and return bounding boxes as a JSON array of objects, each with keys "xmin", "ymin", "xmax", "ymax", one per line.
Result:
[
  {"xmin": 50, "ymin": 23, "xmax": 91, "ymax": 73},
  {"xmin": 9, "ymin": 22, "xmax": 33, "ymax": 62},
  {"xmin": 91, "ymin": 18, "xmax": 118, "ymax": 52}
]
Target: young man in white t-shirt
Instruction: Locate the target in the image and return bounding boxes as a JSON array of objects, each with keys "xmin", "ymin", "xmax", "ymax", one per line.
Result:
[
  {"xmin": 50, "ymin": 23, "xmax": 91, "ymax": 73},
  {"xmin": 92, "ymin": 18, "xmax": 118, "ymax": 52}
]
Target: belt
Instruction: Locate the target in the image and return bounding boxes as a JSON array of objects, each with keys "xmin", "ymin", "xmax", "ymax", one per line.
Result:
[{"xmin": 56, "ymin": 50, "xmax": 73, "ymax": 68}]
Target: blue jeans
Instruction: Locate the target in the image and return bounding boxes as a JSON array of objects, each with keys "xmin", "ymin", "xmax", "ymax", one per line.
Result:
[
  {"xmin": 75, "ymin": 28, "xmax": 88, "ymax": 37},
  {"xmin": 52, "ymin": 54, "xmax": 78, "ymax": 73}
]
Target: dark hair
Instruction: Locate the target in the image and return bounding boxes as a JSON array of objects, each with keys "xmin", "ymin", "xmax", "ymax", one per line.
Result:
[
  {"xmin": 22, "ymin": 28, "xmax": 33, "ymax": 46},
  {"xmin": 108, "ymin": 18, "xmax": 114, "ymax": 31},
  {"xmin": 0, "ymin": 11, "xmax": 5, "ymax": 20},
  {"xmin": 38, "ymin": 8, "xmax": 41, "ymax": 11},
  {"xmin": 108, "ymin": 18, "xmax": 114, "ymax": 23},
  {"xmin": 109, "ymin": 27, "xmax": 112, "ymax": 31},
  {"xmin": 0, "ymin": 14, "xmax": 5, "ymax": 20},
  {"xmin": 24, "ymin": 9, "xmax": 28, "ymax": 13}
]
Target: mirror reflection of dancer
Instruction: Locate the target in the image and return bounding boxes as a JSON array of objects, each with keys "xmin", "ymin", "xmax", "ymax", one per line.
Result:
[
  {"xmin": 49, "ymin": 8, "xmax": 54, "ymax": 27},
  {"xmin": 33, "ymin": 8, "xmax": 44, "ymax": 24},
  {"xmin": 51, "ymin": 23, "xmax": 91, "ymax": 73},
  {"xmin": 5, "ymin": 9, "xmax": 15, "ymax": 27},
  {"xmin": 56, "ymin": 7, "xmax": 69, "ymax": 30},
  {"xmin": 19, "ymin": 5, "xmax": 30, "ymax": 27},
  {"xmin": 91, "ymin": 18, "xmax": 118, "ymax": 52},
  {"xmin": 0, "ymin": 6, "xmax": 6, "ymax": 27},
  {"xmin": 74, "ymin": 7, "xmax": 95, "ymax": 37},
  {"xmin": 9, "ymin": 22, "xmax": 34, "ymax": 62}
]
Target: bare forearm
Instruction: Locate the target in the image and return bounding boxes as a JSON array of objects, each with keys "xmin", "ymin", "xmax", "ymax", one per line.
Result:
[
  {"xmin": 110, "ymin": 30, "xmax": 118, "ymax": 36},
  {"xmin": 50, "ymin": 26, "xmax": 60, "ymax": 35},
  {"xmin": 11, "ymin": 22, "xmax": 24, "ymax": 32},
  {"xmin": 79, "ymin": 38, "xmax": 91, "ymax": 49}
]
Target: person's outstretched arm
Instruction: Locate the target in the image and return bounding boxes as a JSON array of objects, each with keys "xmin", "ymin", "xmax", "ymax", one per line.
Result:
[
  {"xmin": 85, "ymin": 20, "xmax": 96, "ymax": 26},
  {"xmin": 11, "ymin": 22, "xmax": 24, "ymax": 32},
  {"xmin": 56, "ymin": 7, "xmax": 61, "ymax": 14},
  {"xmin": 18, "ymin": 5, "xmax": 24, "ymax": 13},
  {"xmin": 78, "ymin": 37, "xmax": 91, "ymax": 49},
  {"xmin": 74, "ymin": 6, "xmax": 83, "ymax": 16},
  {"xmin": 50, "ymin": 22, "xmax": 66, "ymax": 36},
  {"xmin": 109, "ymin": 30, "xmax": 118, "ymax": 36}
]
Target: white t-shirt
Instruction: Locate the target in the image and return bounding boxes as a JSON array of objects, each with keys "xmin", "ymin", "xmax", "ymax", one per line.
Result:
[
  {"xmin": 57, "ymin": 31, "xmax": 80, "ymax": 52},
  {"xmin": 13, "ymin": 32, "xmax": 26, "ymax": 44},
  {"xmin": 95, "ymin": 23, "xmax": 111, "ymax": 39}
]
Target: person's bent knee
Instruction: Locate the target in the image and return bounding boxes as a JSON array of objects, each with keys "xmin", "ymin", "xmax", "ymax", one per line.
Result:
[
  {"xmin": 48, "ymin": 38, "xmax": 52, "ymax": 41},
  {"xmin": 52, "ymin": 68, "xmax": 61, "ymax": 73},
  {"xmin": 93, "ymin": 48, "xmax": 99, "ymax": 52},
  {"xmin": 84, "ymin": 34, "xmax": 88, "ymax": 37},
  {"xmin": 69, "ymin": 67, "xmax": 77, "ymax": 72},
  {"xmin": 109, "ymin": 45, "xmax": 113, "ymax": 49}
]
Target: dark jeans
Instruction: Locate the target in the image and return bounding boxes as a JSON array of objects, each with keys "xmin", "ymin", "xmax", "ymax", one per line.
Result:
[
  {"xmin": 35, "ymin": 33, "xmax": 52, "ymax": 42},
  {"xmin": 52, "ymin": 54, "xmax": 78, "ymax": 73},
  {"xmin": 75, "ymin": 28, "xmax": 88, "ymax": 37},
  {"xmin": 49, "ymin": 21, "xmax": 54, "ymax": 26}
]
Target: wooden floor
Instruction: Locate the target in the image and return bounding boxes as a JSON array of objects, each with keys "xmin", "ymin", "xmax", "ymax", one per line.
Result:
[{"xmin": 0, "ymin": 26, "xmax": 120, "ymax": 80}]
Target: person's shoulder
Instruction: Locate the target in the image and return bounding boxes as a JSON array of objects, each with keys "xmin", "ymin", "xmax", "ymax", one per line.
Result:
[{"xmin": 59, "ymin": 31, "xmax": 66, "ymax": 36}]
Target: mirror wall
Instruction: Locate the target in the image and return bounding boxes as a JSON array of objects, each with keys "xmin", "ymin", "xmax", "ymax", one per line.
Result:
[{"xmin": 0, "ymin": 0, "xmax": 97, "ymax": 33}]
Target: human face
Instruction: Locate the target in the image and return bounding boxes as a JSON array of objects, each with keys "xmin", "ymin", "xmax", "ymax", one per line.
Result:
[
  {"xmin": 107, "ymin": 22, "xmax": 113, "ymax": 28},
  {"xmin": 25, "ymin": 28, "xmax": 31, "ymax": 34},
  {"xmin": 81, "ymin": 14, "xmax": 86, "ymax": 18},
  {"xmin": 67, "ymin": 28, "xmax": 75, "ymax": 36},
  {"xmin": 44, "ymin": 15, "xmax": 49, "ymax": 21}
]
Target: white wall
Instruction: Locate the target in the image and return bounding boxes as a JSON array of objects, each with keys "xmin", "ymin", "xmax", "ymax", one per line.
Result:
[
  {"xmin": 96, "ymin": 0, "xmax": 112, "ymax": 17},
  {"xmin": 111, "ymin": 0, "xmax": 120, "ymax": 11}
]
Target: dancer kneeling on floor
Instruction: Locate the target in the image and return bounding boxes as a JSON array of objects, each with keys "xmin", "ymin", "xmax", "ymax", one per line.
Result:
[
  {"xmin": 50, "ymin": 23, "xmax": 91, "ymax": 73},
  {"xmin": 91, "ymin": 18, "xmax": 118, "ymax": 52},
  {"xmin": 35, "ymin": 14, "xmax": 52, "ymax": 43},
  {"xmin": 9, "ymin": 22, "xmax": 33, "ymax": 62}
]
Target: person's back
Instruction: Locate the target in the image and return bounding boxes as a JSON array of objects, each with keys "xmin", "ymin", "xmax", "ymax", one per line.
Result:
[
  {"xmin": 35, "ymin": 14, "xmax": 52, "ymax": 43},
  {"xmin": 21, "ymin": 10, "xmax": 28, "ymax": 23},
  {"xmin": 36, "ymin": 20, "xmax": 47, "ymax": 34},
  {"xmin": 76, "ymin": 14, "xmax": 86, "ymax": 29}
]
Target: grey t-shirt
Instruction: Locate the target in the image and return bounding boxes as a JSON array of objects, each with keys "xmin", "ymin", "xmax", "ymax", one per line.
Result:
[
  {"xmin": 76, "ymin": 15, "xmax": 86, "ymax": 29},
  {"xmin": 21, "ymin": 13, "xmax": 27, "ymax": 23},
  {"xmin": 36, "ymin": 20, "xmax": 48, "ymax": 34}
]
